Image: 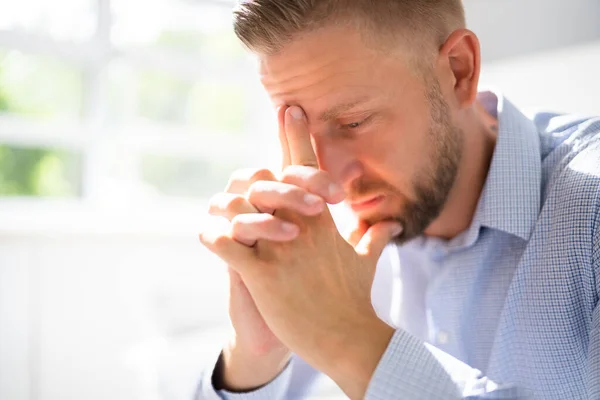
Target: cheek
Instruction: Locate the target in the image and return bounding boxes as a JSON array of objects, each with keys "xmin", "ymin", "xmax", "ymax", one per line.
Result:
[{"xmin": 354, "ymin": 126, "xmax": 422, "ymax": 191}]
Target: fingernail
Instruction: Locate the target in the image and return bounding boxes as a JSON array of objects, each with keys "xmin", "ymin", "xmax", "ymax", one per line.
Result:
[
  {"xmin": 281, "ymin": 222, "xmax": 299, "ymax": 234},
  {"xmin": 328, "ymin": 183, "xmax": 344, "ymax": 198},
  {"xmin": 289, "ymin": 106, "xmax": 304, "ymax": 120},
  {"xmin": 391, "ymin": 224, "xmax": 403, "ymax": 237},
  {"xmin": 304, "ymin": 193, "xmax": 323, "ymax": 206}
]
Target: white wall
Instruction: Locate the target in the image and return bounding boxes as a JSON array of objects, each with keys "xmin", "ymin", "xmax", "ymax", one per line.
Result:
[
  {"xmin": 465, "ymin": 0, "xmax": 600, "ymax": 61},
  {"xmin": 0, "ymin": 206, "xmax": 231, "ymax": 400},
  {"xmin": 481, "ymin": 39, "xmax": 600, "ymax": 115}
]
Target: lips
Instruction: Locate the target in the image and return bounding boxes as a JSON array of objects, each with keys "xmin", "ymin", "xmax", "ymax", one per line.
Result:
[{"xmin": 349, "ymin": 195, "xmax": 384, "ymax": 212}]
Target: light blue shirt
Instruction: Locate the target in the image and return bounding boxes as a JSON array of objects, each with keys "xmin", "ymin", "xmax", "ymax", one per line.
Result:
[{"xmin": 197, "ymin": 92, "xmax": 600, "ymax": 399}]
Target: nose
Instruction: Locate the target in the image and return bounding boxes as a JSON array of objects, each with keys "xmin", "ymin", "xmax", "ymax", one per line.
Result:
[{"xmin": 312, "ymin": 136, "xmax": 363, "ymax": 191}]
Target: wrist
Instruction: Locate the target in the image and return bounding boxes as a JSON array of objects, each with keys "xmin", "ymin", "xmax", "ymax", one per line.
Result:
[
  {"xmin": 322, "ymin": 316, "xmax": 395, "ymax": 399},
  {"xmin": 215, "ymin": 339, "xmax": 291, "ymax": 392}
]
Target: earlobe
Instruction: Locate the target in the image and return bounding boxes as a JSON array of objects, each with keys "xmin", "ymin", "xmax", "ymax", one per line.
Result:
[{"xmin": 440, "ymin": 29, "xmax": 481, "ymax": 108}]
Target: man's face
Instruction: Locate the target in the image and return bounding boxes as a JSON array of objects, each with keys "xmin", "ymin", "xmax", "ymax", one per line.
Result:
[{"xmin": 260, "ymin": 26, "xmax": 463, "ymax": 242}]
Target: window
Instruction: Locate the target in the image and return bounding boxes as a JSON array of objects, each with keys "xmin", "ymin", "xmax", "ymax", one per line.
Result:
[{"xmin": 0, "ymin": 0, "xmax": 276, "ymax": 201}]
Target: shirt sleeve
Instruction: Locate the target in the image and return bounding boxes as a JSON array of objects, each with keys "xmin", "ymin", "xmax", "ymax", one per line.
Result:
[
  {"xmin": 589, "ymin": 221, "xmax": 600, "ymax": 398},
  {"xmin": 194, "ymin": 352, "xmax": 297, "ymax": 400},
  {"xmin": 366, "ymin": 330, "xmax": 532, "ymax": 400},
  {"xmin": 217, "ymin": 360, "xmax": 294, "ymax": 400}
]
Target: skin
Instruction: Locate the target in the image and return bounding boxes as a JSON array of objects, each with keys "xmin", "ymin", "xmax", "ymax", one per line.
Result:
[{"xmin": 203, "ymin": 23, "xmax": 498, "ymax": 398}]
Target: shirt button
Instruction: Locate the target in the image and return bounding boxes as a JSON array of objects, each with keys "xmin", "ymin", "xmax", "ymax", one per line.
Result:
[{"xmin": 437, "ymin": 331, "xmax": 450, "ymax": 345}]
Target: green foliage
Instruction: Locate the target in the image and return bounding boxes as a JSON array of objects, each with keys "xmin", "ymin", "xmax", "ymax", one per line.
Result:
[
  {"xmin": 0, "ymin": 26, "xmax": 250, "ymax": 199},
  {"xmin": 0, "ymin": 52, "xmax": 81, "ymax": 197},
  {"xmin": 0, "ymin": 50, "xmax": 83, "ymax": 119},
  {"xmin": 0, "ymin": 145, "xmax": 80, "ymax": 196}
]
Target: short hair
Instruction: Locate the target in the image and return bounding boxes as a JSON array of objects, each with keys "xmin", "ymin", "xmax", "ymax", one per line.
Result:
[{"xmin": 233, "ymin": 0, "xmax": 466, "ymax": 58}]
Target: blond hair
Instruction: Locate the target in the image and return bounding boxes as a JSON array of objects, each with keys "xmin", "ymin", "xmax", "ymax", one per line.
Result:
[{"xmin": 233, "ymin": 0, "xmax": 466, "ymax": 57}]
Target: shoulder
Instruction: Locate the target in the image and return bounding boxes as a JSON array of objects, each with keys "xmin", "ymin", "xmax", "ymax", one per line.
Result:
[
  {"xmin": 540, "ymin": 116, "xmax": 600, "ymax": 250},
  {"xmin": 535, "ymin": 121, "xmax": 600, "ymax": 294},
  {"xmin": 541, "ymin": 114, "xmax": 600, "ymax": 206}
]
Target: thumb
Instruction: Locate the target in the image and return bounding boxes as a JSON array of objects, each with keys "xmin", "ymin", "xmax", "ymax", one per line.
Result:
[
  {"xmin": 344, "ymin": 219, "xmax": 370, "ymax": 247},
  {"xmin": 355, "ymin": 221, "xmax": 403, "ymax": 261}
]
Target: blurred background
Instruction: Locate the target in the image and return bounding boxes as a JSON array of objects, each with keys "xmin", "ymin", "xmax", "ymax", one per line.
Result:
[{"xmin": 0, "ymin": 0, "xmax": 599, "ymax": 399}]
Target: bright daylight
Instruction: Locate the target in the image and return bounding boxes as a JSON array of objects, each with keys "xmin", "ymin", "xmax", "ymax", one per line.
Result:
[{"xmin": 1, "ymin": 0, "xmax": 599, "ymax": 399}]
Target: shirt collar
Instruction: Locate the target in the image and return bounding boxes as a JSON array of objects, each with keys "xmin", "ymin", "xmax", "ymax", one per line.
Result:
[
  {"xmin": 470, "ymin": 91, "xmax": 542, "ymax": 242},
  {"xmin": 400, "ymin": 92, "xmax": 543, "ymax": 256}
]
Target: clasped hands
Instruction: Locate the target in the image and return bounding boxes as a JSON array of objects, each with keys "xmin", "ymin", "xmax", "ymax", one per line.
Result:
[{"xmin": 199, "ymin": 105, "xmax": 402, "ymax": 399}]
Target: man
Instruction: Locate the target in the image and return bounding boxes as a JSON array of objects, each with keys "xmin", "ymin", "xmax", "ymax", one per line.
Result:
[{"xmin": 196, "ymin": 0, "xmax": 600, "ymax": 398}]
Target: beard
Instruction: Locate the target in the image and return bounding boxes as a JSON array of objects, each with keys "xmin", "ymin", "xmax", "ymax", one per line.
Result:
[{"xmin": 353, "ymin": 78, "xmax": 463, "ymax": 244}]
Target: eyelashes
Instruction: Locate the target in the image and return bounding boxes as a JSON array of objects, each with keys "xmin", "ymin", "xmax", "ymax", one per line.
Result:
[{"xmin": 341, "ymin": 114, "xmax": 374, "ymax": 131}]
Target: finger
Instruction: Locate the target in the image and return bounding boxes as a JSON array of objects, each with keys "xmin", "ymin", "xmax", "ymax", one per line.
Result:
[
  {"xmin": 199, "ymin": 219, "xmax": 257, "ymax": 271},
  {"xmin": 231, "ymin": 213, "xmax": 300, "ymax": 246},
  {"xmin": 285, "ymin": 106, "xmax": 319, "ymax": 168},
  {"xmin": 280, "ymin": 165, "xmax": 345, "ymax": 204},
  {"xmin": 278, "ymin": 106, "xmax": 291, "ymax": 169},
  {"xmin": 247, "ymin": 180, "xmax": 326, "ymax": 216},
  {"xmin": 355, "ymin": 221, "xmax": 403, "ymax": 262},
  {"xmin": 344, "ymin": 219, "xmax": 370, "ymax": 247},
  {"xmin": 225, "ymin": 168, "xmax": 276, "ymax": 195},
  {"xmin": 208, "ymin": 192, "xmax": 258, "ymax": 221}
]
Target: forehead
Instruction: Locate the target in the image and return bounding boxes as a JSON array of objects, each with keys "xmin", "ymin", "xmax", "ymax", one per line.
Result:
[{"xmin": 258, "ymin": 26, "xmax": 407, "ymax": 110}]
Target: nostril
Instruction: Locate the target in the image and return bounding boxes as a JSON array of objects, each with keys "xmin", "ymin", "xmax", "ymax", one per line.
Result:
[{"xmin": 340, "ymin": 162, "xmax": 364, "ymax": 191}]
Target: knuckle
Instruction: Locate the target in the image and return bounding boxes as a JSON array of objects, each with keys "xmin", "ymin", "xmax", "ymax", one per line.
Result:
[
  {"xmin": 284, "ymin": 185, "xmax": 306, "ymax": 201},
  {"xmin": 279, "ymin": 166, "xmax": 298, "ymax": 183},
  {"xmin": 198, "ymin": 231, "xmax": 224, "ymax": 251},
  {"xmin": 232, "ymin": 214, "xmax": 269, "ymax": 233},
  {"xmin": 280, "ymin": 165, "xmax": 326, "ymax": 192},
  {"xmin": 230, "ymin": 214, "xmax": 253, "ymax": 234},
  {"xmin": 225, "ymin": 195, "xmax": 249, "ymax": 214},
  {"xmin": 247, "ymin": 179, "xmax": 292, "ymax": 198},
  {"xmin": 207, "ymin": 193, "xmax": 222, "ymax": 214},
  {"xmin": 280, "ymin": 165, "xmax": 309, "ymax": 183},
  {"xmin": 207, "ymin": 193, "xmax": 230, "ymax": 214},
  {"xmin": 245, "ymin": 180, "xmax": 268, "ymax": 203},
  {"xmin": 211, "ymin": 234, "xmax": 231, "ymax": 250},
  {"xmin": 263, "ymin": 181, "xmax": 301, "ymax": 202},
  {"xmin": 226, "ymin": 168, "xmax": 276, "ymax": 193},
  {"xmin": 249, "ymin": 168, "xmax": 276, "ymax": 183},
  {"xmin": 230, "ymin": 214, "xmax": 245, "ymax": 230}
]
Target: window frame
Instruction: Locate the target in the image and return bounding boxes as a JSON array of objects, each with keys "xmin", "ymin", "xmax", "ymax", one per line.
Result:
[{"xmin": 0, "ymin": 0, "xmax": 271, "ymax": 204}]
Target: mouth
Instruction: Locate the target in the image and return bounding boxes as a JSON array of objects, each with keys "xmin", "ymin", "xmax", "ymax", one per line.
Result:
[{"xmin": 349, "ymin": 195, "xmax": 384, "ymax": 213}]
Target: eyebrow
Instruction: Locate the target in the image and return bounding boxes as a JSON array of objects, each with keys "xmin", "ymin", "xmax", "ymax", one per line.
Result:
[{"xmin": 318, "ymin": 98, "xmax": 372, "ymax": 122}]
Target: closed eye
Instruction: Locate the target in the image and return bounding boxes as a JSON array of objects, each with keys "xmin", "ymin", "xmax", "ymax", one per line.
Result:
[{"xmin": 342, "ymin": 114, "xmax": 374, "ymax": 130}]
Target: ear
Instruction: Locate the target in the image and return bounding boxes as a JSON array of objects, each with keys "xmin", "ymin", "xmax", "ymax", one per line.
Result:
[{"xmin": 437, "ymin": 29, "xmax": 481, "ymax": 109}]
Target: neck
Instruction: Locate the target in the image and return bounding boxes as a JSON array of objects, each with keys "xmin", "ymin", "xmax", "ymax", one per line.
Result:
[{"xmin": 424, "ymin": 101, "xmax": 498, "ymax": 240}]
